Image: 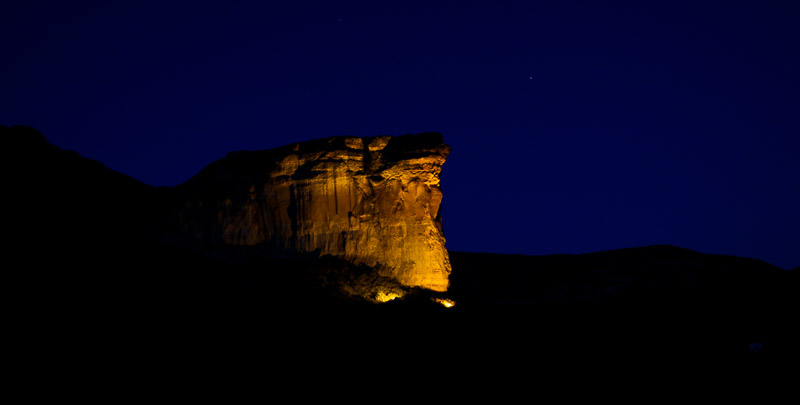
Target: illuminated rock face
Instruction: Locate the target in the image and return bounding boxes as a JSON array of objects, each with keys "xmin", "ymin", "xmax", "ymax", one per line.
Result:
[{"xmin": 172, "ymin": 133, "xmax": 451, "ymax": 291}]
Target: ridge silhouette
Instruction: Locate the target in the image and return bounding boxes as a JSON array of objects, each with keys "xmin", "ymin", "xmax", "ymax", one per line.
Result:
[{"xmin": 3, "ymin": 125, "xmax": 797, "ymax": 380}]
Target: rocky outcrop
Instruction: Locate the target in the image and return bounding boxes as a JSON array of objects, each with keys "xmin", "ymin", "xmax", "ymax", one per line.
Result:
[{"xmin": 168, "ymin": 132, "xmax": 452, "ymax": 291}]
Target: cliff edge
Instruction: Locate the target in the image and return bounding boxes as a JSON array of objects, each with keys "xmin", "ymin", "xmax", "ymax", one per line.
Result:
[{"xmin": 168, "ymin": 132, "xmax": 452, "ymax": 291}]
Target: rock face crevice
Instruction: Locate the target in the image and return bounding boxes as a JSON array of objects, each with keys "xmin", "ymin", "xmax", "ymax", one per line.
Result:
[{"xmin": 168, "ymin": 132, "xmax": 451, "ymax": 291}]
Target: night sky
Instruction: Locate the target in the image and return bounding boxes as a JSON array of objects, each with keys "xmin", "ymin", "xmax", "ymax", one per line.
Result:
[{"xmin": 3, "ymin": 1, "xmax": 798, "ymax": 269}]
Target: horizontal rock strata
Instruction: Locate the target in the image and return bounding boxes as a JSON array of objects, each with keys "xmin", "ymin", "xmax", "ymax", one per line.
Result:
[{"xmin": 170, "ymin": 132, "xmax": 451, "ymax": 291}]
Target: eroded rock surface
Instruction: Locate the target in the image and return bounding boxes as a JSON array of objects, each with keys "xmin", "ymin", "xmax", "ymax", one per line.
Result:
[{"xmin": 169, "ymin": 132, "xmax": 451, "ymax": 291}]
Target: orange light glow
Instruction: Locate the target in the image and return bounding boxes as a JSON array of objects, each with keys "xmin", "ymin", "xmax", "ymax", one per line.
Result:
[
  {"xmin": 434, "ymin": 298, "xmax": 455, "ymax": 308},
  {"xmin": 375, "ymin": 290, "xmax": 403, "ymax": 303}
]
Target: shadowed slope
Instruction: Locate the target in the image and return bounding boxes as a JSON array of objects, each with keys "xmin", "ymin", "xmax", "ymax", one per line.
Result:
[
  {"xmin": 3, "ymin": 125, "xmax": 797, "ymax": 381},
  {"xmin": 447, "ymin": 246, "xmax": 798, "ymax": 364}
]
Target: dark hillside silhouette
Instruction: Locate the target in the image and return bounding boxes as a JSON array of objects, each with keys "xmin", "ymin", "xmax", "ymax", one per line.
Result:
[{"xmin": 3, "ymin": 125, "xmax": 796, "ymax": 382}]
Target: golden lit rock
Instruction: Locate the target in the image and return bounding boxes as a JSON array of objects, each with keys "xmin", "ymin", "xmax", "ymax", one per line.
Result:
[
  {"xmin": 171, "ymin": 133, "xmax": 452, "ymax": 292},
  {"xmin": 433, "ymin": 298, "xmax": 455, "ymax": 308},
  {"xmin": 374, "ymin": 290, "xmax": 404, "ymax": 303}
]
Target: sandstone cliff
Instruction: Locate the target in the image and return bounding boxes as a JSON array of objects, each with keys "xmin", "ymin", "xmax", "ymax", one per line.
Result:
[{"xmin": 168, "ymin": 132, "xmax": 452, "ymax": 292}]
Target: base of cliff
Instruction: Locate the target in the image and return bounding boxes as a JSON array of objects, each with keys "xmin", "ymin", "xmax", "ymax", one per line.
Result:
[
  {"xmin": 5, "ymin": 125, "xmax": 797, "ymax": 391},
  {"xmin": 13, "ymin": 245, "xmax": 797, "ymax": 367}
]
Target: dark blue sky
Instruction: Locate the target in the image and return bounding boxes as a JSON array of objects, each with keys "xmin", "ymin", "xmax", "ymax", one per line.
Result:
[{"xmin": 2, "ymin": 0, "xmax": 798, "ymax": 269}]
